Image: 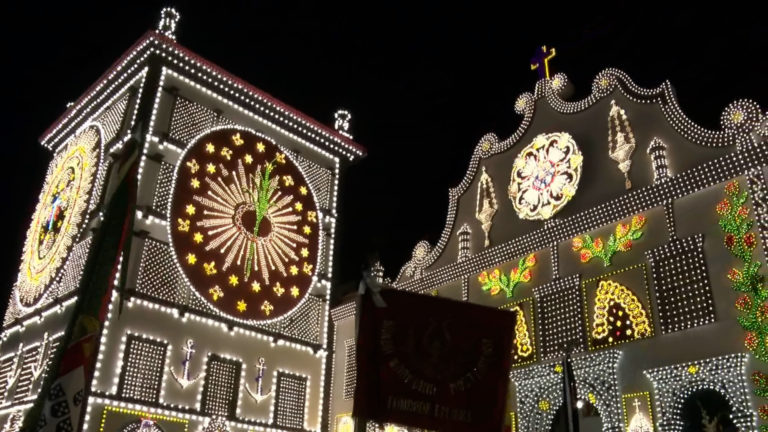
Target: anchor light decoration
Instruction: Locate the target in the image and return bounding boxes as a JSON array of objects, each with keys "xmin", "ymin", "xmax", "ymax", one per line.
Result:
[
  {"xmin": 245, "ymin": 357, "xmax": 272, "ymax": 403},
  {"xmin": 29, "ymin": 332, "xmax": 51, "ymax": 393},
  {"xmin": 607, "ymin": 100, "xmax": 637, "ymax": 189},
  {"xmin": 475, "ymin": 166, "xmax": 498, "ymax": 247},
  {"xmin": 170, "ymin": 339, "xmax": 204, "ymax": 389},
  {"xmin": 3, "ymin": 344, "xmax": 23, "ymax": 402}
]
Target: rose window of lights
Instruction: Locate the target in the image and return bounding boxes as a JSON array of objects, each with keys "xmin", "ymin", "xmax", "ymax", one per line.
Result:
[{"xmin": 508, "ymin": 132, "xmax": 583, "ymax": 220}]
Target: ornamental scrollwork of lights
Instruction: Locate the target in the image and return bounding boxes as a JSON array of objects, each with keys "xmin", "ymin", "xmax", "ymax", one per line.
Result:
[{"xmin": 591, "ymin": 280, "xmax": 651, "ymax": 345}]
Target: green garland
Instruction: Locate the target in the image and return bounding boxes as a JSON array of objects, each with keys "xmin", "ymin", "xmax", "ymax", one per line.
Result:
[
  {"xmin": 717, "ymin": 180, "xmax": 768, "ymax": 428},
  {"xmin": 717, "ymin": 180, "xmax": 768, "ymax": 360}
]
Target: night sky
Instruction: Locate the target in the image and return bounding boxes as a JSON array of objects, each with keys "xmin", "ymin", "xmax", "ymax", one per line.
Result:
[{"xmin": 0, "ymin": 2, "xmax": 766, "ymax": 309}]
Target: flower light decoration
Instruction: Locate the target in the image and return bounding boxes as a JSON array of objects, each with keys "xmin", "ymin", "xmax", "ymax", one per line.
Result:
[
  {"xmin": 169, "ymin": 129, "xmax": 319, "ymax": 321},
  {"xmin": 572, "ymin": 215, "xmax": 646, "ymax": 266},
  {"xmin": 717, "ymin": 180, "xmax": 767, "ymax": 359},
  {"xmin": 508, "ymin": 132, "xmax": 583, "ymax": 220},
  {"xmin": 477, "ymin": 254, "xmax": 536, "ymax": 298},
  {"xmin": 716, "ymin": 180, "xmax": 768, "ymax": 421},
  {"xmin": 15, "ymin": 127, "xmax": 100, "ymax": 307}
]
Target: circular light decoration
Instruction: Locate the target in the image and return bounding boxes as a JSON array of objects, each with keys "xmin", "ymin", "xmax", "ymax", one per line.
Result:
[
  {"xmin": 169, "ymin": 128, "xmax": 319, "ymax": 321},
  {"xmin": 16, "ymin": 127, "xmax": 101, "ymax": 307},
  {"xmin": 507, "ymin": 132, "xmax": 583, "ymax": 220}
]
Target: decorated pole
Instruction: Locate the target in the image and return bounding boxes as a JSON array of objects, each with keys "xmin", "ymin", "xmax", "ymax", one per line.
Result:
[{"xmin": 562, "ymin": 348, "xmax": 580, "ymax": 432}]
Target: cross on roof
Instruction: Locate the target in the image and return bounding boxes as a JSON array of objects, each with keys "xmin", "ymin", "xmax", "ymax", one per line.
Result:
[{"xmin": 531, "ymin": 45, "xmax": 557, "ymax": 80}]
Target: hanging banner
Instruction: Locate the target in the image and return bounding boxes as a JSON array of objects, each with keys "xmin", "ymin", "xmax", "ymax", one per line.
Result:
[{"xmin": 353, "ymin": 289, "xmax": 516, "ymax": 432}]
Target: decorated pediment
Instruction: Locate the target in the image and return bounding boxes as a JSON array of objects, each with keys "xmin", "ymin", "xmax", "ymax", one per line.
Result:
[{"xmin": 395, "ymin": 69, "xmax": 766, "ymax": 285}]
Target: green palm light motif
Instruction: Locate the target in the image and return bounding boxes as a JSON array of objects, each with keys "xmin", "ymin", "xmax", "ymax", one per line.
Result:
[{"xmin": 244, "ymin": 160, "xmax": 278, "ymax": 280}]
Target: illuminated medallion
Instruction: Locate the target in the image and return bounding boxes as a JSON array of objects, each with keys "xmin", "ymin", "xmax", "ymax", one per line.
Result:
[
  {"xmin": 16, "ymin": 127, "xmax": 100, "ymax": 307},
  {"xmin": 169, "ymin": 129, "xmax": 319, "ymax": 321},
  {"xmin": 508, "ymin": 132, "xmax": 583, "ymax": 220},
  {"xmin": 508, "ymin": 132, "xmax": 584, "ymax": 220}
]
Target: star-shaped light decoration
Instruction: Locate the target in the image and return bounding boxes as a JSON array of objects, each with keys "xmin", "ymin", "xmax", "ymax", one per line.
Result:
[
  {"xmin": 237, "ymin": 300, "xmax": 247, "ymax": 312},
  {"xmin": 186, "ymin": 253, "xmax": 197, "ymax": 265}
]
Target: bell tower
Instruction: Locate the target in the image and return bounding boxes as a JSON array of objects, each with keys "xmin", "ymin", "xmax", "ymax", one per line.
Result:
[{"xmin": 0, "ymin": 9, "xmax": 363, "ymax": 432}]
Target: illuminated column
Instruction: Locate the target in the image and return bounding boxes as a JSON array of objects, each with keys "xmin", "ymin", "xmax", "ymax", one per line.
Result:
[
  {"xmin": 647, "ymin": 138, "xmax": 671, "ymax": 183},
  {"xmin": 457, "ymin": 223, "xmax": 472, "ymax": 261}
]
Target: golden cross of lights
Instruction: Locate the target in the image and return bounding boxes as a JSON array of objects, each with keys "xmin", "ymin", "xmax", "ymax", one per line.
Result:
[{"xmin": 531, "ymin": 45, "xmax": 557, "ymax": 80}]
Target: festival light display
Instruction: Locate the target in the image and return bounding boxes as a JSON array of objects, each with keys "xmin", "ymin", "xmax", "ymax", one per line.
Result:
[{"xmin": 374, "ymin": 66, "xmax": 767, "ymax": 432}]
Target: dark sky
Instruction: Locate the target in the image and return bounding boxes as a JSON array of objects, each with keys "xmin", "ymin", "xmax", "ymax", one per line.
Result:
[{"xmin": 1, "ymin": 2, "xmax": 766, "ymax": 307}]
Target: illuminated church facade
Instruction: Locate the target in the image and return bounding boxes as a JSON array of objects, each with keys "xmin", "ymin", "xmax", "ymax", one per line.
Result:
[
  {"xmin": 328, "ymin": 61, "xmax": 768, "ymax": 431},
  {"xmin": 2, "ymin": 8, "xmax": 768, "ymax": 432},
  {"xmin": 0, "ymin": 9, "xmax": 364, "ymax": 432}
]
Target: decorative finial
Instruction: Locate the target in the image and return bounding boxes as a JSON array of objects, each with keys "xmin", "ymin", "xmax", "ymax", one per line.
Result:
[
  {"xmin": 475, "ymin": 166, "xmax": 498, "ymax": 247},
  {"xmin": 158, "ymin": 8, "xmax": 180, "ymax": 40},
  {"xmin": 608, "ymin": 100, "xmax": 637, "ymax": 189},
  {"xmin": 334, "ymin": 109, "xmax": 353, "ymax": 139},
  {"xmin": 647, "ymin": 137, "xmax": 671, "ymax": 183},
  {"xmin": 530, "ymin": 45, "xmax": 557, "ymax": 80},
  {"xmin": 370, "ymin": 261, "xmax": 385, "ymax": 283}
]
